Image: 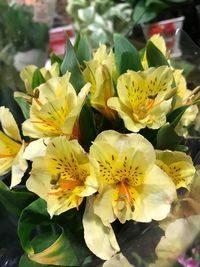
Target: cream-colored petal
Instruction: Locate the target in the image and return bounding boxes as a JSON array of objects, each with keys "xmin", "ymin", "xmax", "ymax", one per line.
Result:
[
  {"xmin": 37, "ymin": 73, "xmax": 73, "ymax": 104},
  {"xmin": 40, "ymin": 63, "xmax": 60, "ymax": 80},
  {"xmin": 156, "ymin": 150, "xmax": 195, "ymax": 189},
  {"xmin": 20, "ymin": 65, "xmax": 37, "ymax": 93},
  {"xmin": 23, "ymin": 138, "xmax": 50, "ymax": 160},
  {"xmin": 156, "ymin": 150, "xmax": 193, "ymax": 165},
  {"xmin": 26, "ymin": 157, "xmax": 51, "ymax": 200},
  {"xmin": 10, "ymin": 142, "xmax": 28, "ymax": 188},
  {"xmin": 146, "ymin": 99, "xmax": 172, "ymax": 129},
  {"xmin": 108, "ymin": 97, "xmax": 145, "ymax": 132},
  {"xmin": 0, "ymin": 158, "xmax": 13, "ymax": 175},
  {"xmin": 132, "ymin": 165, "xmax": 176, "ymax": 222},
  {"xmin": 93, "ymin": 186, "xmax": 116, "ymax": 224},
  {"xmin": 76, "ymin": 172, "xmax": 99, "ymax": 197},
  {"xmin": 22, "ymin": 118, "xmax": 46, "ymax": 138},
  {"xmin": 117, "ymin": 71, "xmax": 145, "ymax": 110},
  {"xmin": 48, "ymin": 62, "xmax": 60, "ymax": 78},
  {"xmin": 150, "ymin": 215, "xmax": 200, "ymax": 267},
  {"xmin": 102, "ymin": 253, "xmax": 133, "ymax": 267},
  {"xmin": 83, "ymin": 197, "xmax": 120, "ymax": 260},
  {"xmin": 20, "ymin": 65, "xmax": 37, "ymax": 83},
  {"xmin": 47, "ymin": 193, "xmax": 83, "ymax": 217},
  {"xmin": 26, "ymin": 156, "xmax": 82, "ymax": 217},
  {"xmin": 0, "ymin": 107, "xmax": 21, "ymax": 142},
  {"xmin": 61, "ymin": 83, "xmax": 90, "ymax": 134},
  {"xmin": 91, "ymin": 130, "xmax": 156, "ymax": 165}
]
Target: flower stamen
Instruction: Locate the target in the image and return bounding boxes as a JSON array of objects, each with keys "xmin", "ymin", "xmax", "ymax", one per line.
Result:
[
  {"xmin": 0, "ymin": 153, "xmax": 17, "ymax": 158},
  {"xmin": 118, "ymin": 181, "xmax": 134, "ymax": 207}
]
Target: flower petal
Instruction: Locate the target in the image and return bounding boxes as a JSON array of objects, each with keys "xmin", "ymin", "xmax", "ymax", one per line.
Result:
[
  {"xmin": 83, "ymin": 197, "xmax": 120, "ymax": 260},
  {"xmin": 23, "ymin": 138, "xmax": 50, "ymax": 160},
  {"xmin": 156, "ymin": 150, "xmax": 195, "ymax": 189},
  {"xmin": 102, "ymin": 253, "xmax": 133, "ymax": 267},
  {"xmin": 10, "ymin": 141, "xmax": 28, "ymax": 188},
  {"xmin": 151, "ymin": 215, "xmax": 200, "ymax": 267},
  {"xmin": 132, "ymin": 165, "xmax": 176, "ymax": 222},
  {"xmin": 0, "ymin": 106, "xmax": 21, "ymax": 142}
]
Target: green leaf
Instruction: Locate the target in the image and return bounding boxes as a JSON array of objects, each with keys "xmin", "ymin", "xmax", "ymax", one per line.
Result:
[
  {"xmin": 15, "ymin": 96, "xmax": 30, "ymax": 119},
  {"xmin": 167, "ymin": 0, "xmax": 187, "ymax": 2},
  {"xmin": 60, "ymin": 36, "xmax": 84, "ymax": 93},
  {"xmin": 114, "ymin": 34, "xmax": 143, "ymax": 74},
  {"xmin": 18, "ymin": 199, "xmax": 86, "ymax": 266},
  {"xmin": 32, "ymin": 69, "xmax": 46, "ymax": 89},
  {"xmin": 156, "ymin": 105, "xmax": 190, "ymax": 150},
  {"xmin": 133, "ymin": 0, "xmax": 157, "ymax": 24},
  {"xmin": 146, "ymin": 0, "xmax": 166, "ymax": 6},
  {"xmin": 133, "ymin": 0, "xmax": 168, "ymax": 24},
  {"xmin": 19, "ymin": 253, "xmax": 56, "ymax": 267},
  {"xmin": 50, "ymin": 53, "xmax": 63, "ymax": 66},
  {"xmin": 29, "ymin": 229, "xmax": 79, "ymax": 266},
  {"xmin": 156, "ymin": 122, "xmax": 180, "ymax": 150},
  {"xmin": 0, "ymin": 86, "xmax": 24, "ymax": 127},
  {"xmin": 167, "ymin": 105, "xmax": 189, "ymax": 125},
  {"xmin": 79, "ymin": 101, "xmax": 97, "ymax": 151},
  {"xmin": 18, "ymin": 198, "xmax": 50, "ymax": 253},
  {"xmin": 0, "ymin": 180, "xmax": 36, "ymax": 216},
  {"xmin": 75, "ymin": 33, "xmax": 91, "ymax": 68},
  {"xmin": 146, "ymin": 41, "xmax": 169, "ymax": 67}
]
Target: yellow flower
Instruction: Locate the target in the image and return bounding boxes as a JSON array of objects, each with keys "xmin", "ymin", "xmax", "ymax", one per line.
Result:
[
  {"xmin": 22, "ymin": 73, "xmax": 90, "ymax": 139},
  {"xmin": 0, "ymin": 107, "xmax": 27, "ymax": 188},
  {"xmin": 156, "ymin": 150, "xmax": 195, "ymax": 190},
  {"xmin": 90, "ymin": 130, "xmax": 176, "ymax": 224},
  {"xmin": 15, "ymin": 63, "xmax": 60, "ymax": 103},
  {"xmin": 83, "ymin": 45, "xmax": 117, "ymax": 120},
  {"xmin": 173, "ymin": 70, "xmax": 199, "ymax": 137},
  {"xmin": 26, "ymin": 136, "xmax": 98, "ymax": 217},
  {"xmin": 108, "ymin": 66, "xmax": 174, "ymax": 132},
  {"xmin": 143, "ymin": 34, "xmax": 168, "ymax": 69}
]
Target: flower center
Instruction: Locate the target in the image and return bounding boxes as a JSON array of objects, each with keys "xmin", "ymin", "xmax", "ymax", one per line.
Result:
[{"xmin": 118, "ymin": 181, "xmax": 134, "ymax": 207}]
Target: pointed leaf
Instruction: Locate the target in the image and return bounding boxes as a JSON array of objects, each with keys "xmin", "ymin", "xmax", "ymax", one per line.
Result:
[
  {"xmin": 157, "ymin": 105, "xmax": 190, "ymax": 150},
  {"xmin": 60, "ymin": 36, "xmax": 84, "ymax": 93},
  {"xmin": 79, "ymin": 101, "xmax": 97, "ymax": 151},
  {"xmin": 0, "ymin": 180, "xmax": 36, "ymax": 216},
  {"xmin": 114, "ymin": 34, "xmax": 143, "ymax": 74},
  {"xmin": 18, "ymin": 199, "xmax": 88, "ymax": 266},
  {"xmin": 167, "ymin": 105, "xmax": 190, "ymax": 126},
  {"xmin": 75, "ymin": 34, "xmax": 92, "ymax": 68},
  {"xmin": 146, "ymin": 41, "xmax": 169, "ymax": 67},
  {"xmin": 15, "ymin": 96, "xmax": 30, "ymax": 119},
  {"xmin": 50, "ymin": 54, "xmax": 63, "ymax": 66},
  {"xmin": 156, "ymin": 122, "xmax": 180, "ymax": 150},
  {"xmin": 32, "ymin": 69, "xmax": 46, "ymax": 89}
]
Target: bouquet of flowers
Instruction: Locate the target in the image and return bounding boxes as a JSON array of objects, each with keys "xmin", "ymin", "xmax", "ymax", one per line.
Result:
[{"xmin": 0, "ymin": 33, "xmax": 200, "ymax": 267}]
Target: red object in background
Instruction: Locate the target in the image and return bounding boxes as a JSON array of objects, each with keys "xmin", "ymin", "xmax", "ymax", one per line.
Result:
[
  {"xmin": 49, "ymin": 25, "xmax": 74, "ymax": 56},
  {"xmin": 149, "ymin": 22, "xmax": 176, "ymax": 52}
]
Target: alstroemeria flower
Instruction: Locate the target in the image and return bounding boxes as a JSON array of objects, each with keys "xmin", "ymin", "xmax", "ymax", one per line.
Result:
[
  {"xmin": 83, "ymin": 44, "xmax": 117, "ymax": 120},
  {"xmin": 90, "ymin": 130, "xmax": 176, "ymax": 224},
  {"xmin": 26, "ymin": 136, "xmax": 98, "ymax": 217},
  {"xmin": 108, "ymin": 66, "xmax": 174, "ymax": 132},
  {"xmin": 173, "ymin": 70, "xmax": 199, "ymax": 137},
  {"xmin": 15, "ymin": 63, "xmax": 60, "ymax": 103},
  {"xmin": 22, "ymin": 73, "xmax": 90, "ymax": 139},
  {"xmin": 156, "ymin": 150, "xmax": 195, "ymax": 190},
  {"xmin": 0, "ymin": 107, "xmax": 27, "ymax": 188}
]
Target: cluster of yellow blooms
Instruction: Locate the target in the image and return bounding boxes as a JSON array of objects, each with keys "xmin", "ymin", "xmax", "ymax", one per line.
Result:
[{"xmin": 0, "ymin": 35, "xmax": 199, "ymax": 260}]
